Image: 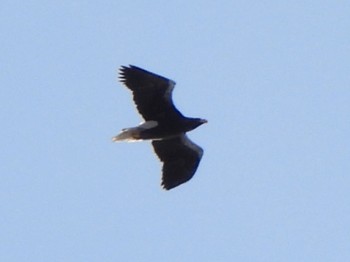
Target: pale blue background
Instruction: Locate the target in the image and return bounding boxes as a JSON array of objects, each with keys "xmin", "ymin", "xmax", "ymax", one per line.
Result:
[{"xmin": 1, "ymin": 1, "xmax": 349, "ymax": 261}]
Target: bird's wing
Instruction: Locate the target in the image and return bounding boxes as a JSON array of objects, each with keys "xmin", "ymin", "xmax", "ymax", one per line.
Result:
[
  {"xmin": 152, "ymin": 134, "xmax": 204, "ymax": 190},
  {"xmin": 119, "ymin": 65, "xmax": 183, "ymax": 121}
]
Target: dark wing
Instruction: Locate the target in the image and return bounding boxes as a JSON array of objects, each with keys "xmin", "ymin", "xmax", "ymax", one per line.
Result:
[
  {"xmin": 119, "ymin": 65, "xmax": 183, "ymax": 121},
  {"xmin": 152, "ymin": 135, "xmax": 204, "ymax": 190}
]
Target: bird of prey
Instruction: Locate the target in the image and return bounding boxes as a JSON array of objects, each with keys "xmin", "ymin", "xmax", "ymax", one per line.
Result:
[{"xmin": 112, "ymin": 65, "xmax": 207, "ymax": 190}]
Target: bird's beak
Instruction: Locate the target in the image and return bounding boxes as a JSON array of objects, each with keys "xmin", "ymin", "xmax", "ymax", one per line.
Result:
[{"xmin": 201, "ymin": 119, "xmax": 208, "ymax": 124}]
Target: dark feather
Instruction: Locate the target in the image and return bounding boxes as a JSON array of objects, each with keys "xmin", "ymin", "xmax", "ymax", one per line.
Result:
[
  {"xmin": 119, "ymin": 65, "xmax": 183, "ymax": 121},
  {"xmin": 152, "ymin": 135, "xmax": 203, "ymax": 190}
]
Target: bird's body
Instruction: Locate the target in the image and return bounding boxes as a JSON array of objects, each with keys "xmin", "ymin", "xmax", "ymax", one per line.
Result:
[{"xmin": 113, "ymin": 65, "xmax": 207, "ymax": 190}]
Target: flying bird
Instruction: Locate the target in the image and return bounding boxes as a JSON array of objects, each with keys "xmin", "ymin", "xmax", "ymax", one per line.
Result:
[{"xmin": 113, "ymin": 65, "xmax": 207, "ymax": 190}]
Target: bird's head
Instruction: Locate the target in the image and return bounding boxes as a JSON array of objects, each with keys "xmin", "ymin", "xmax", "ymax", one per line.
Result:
[
  {"xmin": 186, "ymin": 118, "xmax": 208, "ymax": 131},
  {"xmin": 197, "ymin": 118, "xmax": 208, "ymax": 126}
]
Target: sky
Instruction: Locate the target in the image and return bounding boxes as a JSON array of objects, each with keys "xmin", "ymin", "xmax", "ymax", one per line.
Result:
[{"xmin": 1, "ymin": 1, "xmax": 350, "ymax": 261}]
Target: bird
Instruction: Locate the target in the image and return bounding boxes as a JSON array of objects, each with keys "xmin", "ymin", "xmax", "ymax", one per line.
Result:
[{"xmin": 112, "ymin": 65, "xmax": 207, "ymax": 190}]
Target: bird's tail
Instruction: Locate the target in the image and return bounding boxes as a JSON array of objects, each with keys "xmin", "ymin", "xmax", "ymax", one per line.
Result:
[{"xmin": 112, "ymin": 127, "xmax": 141, "ymax": 142}]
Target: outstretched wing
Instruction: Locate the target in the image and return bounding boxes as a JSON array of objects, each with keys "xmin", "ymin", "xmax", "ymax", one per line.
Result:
[
  {"xmin": 152, "ymin": 135, "xmax": 204, "ymax": 190},
  {"xmin": 119, "ymin": 65, "xmax": 183, "ymax": 121}
]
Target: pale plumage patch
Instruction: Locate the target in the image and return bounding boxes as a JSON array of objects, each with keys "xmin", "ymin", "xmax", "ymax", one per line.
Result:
[{"xmin": 112, "ymin": 121, "xmax": 158, "ymax": 142}]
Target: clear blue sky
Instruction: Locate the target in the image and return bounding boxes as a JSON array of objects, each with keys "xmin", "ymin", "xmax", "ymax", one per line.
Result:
[{"xmin": 1, "ymin": 1, "xmax": 349, "ymax": 261}]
